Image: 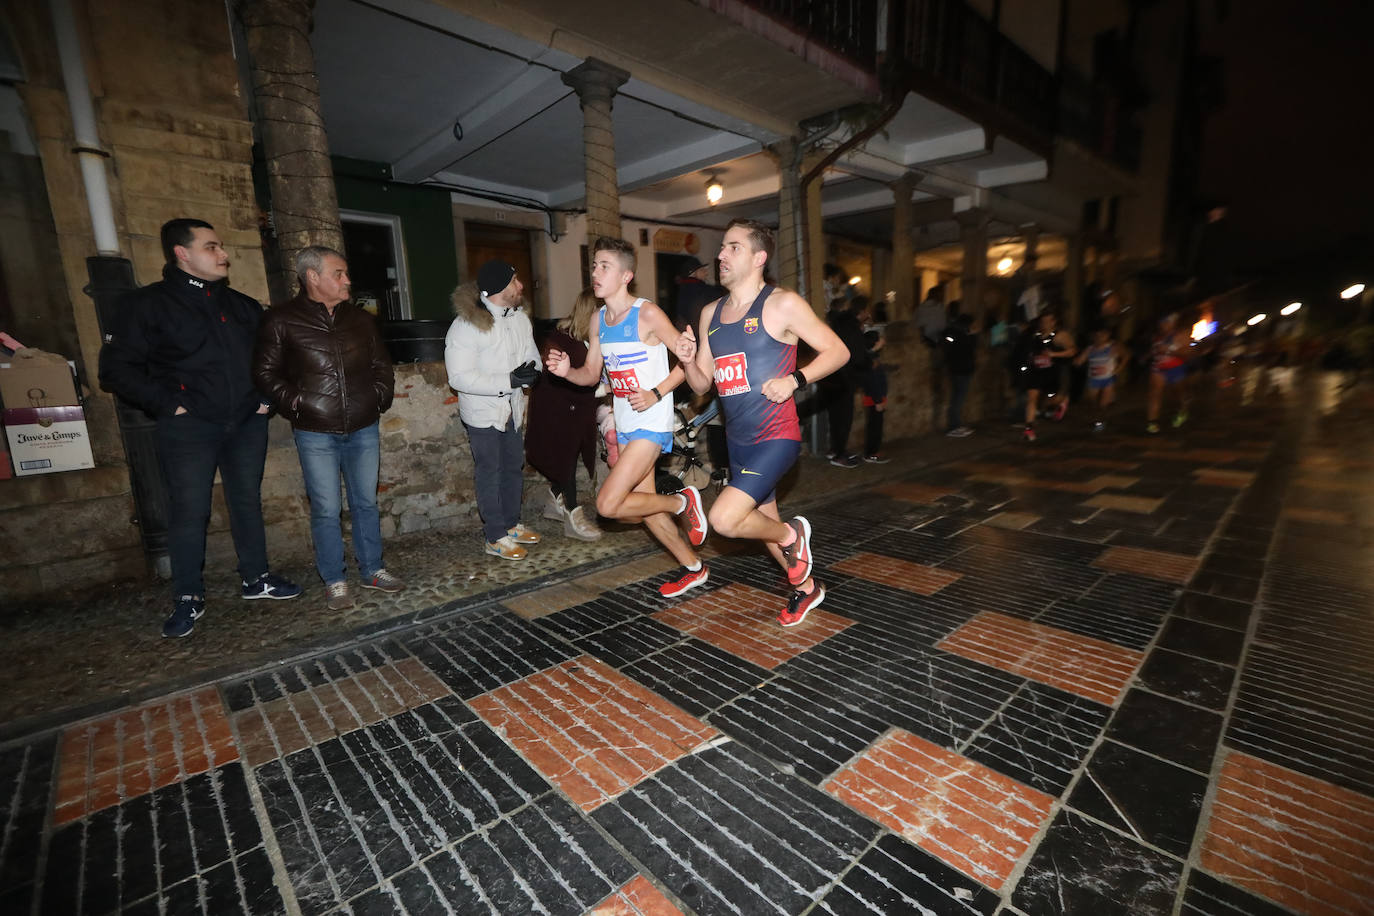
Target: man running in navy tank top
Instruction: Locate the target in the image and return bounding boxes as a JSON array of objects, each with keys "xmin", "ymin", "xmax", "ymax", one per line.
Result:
[
  {"xmin": 546, "ymin": 237, "xmax": 709, "ymax": 597},
  {"xmin": 676, "ymin": 220, "xmax": 850, "ymax": 626}
]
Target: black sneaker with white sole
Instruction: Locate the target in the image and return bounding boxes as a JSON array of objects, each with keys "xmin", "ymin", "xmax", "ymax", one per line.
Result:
[{"xmin": 242, "ymin": 571, "xmax": 303, "ymax": 600}]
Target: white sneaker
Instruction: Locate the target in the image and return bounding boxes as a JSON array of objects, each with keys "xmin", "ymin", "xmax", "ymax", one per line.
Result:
[
  {"xmin": 564, "ymin": 506, "xmax": 603, "ymax": 541},
  {"xmin": 542, "ymin": 487, "xmax": 567, "ymax": 521}
]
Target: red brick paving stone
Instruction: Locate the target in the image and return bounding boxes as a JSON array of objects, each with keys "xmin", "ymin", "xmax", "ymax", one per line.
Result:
[
  {"xmin": 1194, "ymin": 469, "xmax": 1255, "ymax": 488},
  {"xmin": 832, "ymin": 551, "xmax": 962, "ymax": 595},
  {"xmin": 824, "ymin": 730, "xmax": 1054, "ymax": 891},
  {"xmin": 936, "ymin": 612, "xmax": 1142, "ymax": 706},
  {"xmin": 1085, "ymin": 493, "xmax": 1164, "ymax": 514},
  {"xmin": 1282, "ymin": 507, "xmax": 1355, "ymax": 526},
  {"xmin": 1063, "ymin": 458, "xmax": 1141, "ymax": 471},
  {"xmin": 1200, "ymin": 751, "xmax": 1374, "ymax": 916},
  {"xmin": 984, "ymin": 511, "xmax": 1040, "ymax": 530},
  {"xmin": 652, "ymin": 582, "xmax": 853, "ymax": 670},
  {"xmin": 469, "ymin": 655, "xmax": 719, "ymax": 812},
  {"xmin": 1093, "ymin": 545, "xmax": 1199, "ymax": 584},
  {"xmin": 877, "ymin": 481, "xmax": 958, "ymax": 503},
  {"xmin": 53, "ymin": 687, "xmax": 238, "ymax": 823},
  {"xmin": 587, "ymin": 874, "xmax": 687, "ymax": 915}
]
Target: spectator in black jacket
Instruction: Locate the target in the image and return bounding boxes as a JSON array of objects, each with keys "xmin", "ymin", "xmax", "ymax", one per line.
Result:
[
  {"xmin": 944, "ymin": 313, "xmax": 978, "ymax": 436},
  {"xmin": 99, "ymin": 218, "xmax": 300, "ymax": 639},
  {"xmin": 822, "ymin": 297, "xmax": 869, "ymax": 468}
]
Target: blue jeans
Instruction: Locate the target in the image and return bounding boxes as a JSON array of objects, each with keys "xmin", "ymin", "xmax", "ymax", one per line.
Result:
[
  {"xmin": 465, "ymin": 418, "xmax": 524, "ymax": 543},
  {"xmin": 155, "ymin": 411, "xmax": 269, "ymax": 597},
  {"xmin": 293, "ymin": 423, "xmax": 383, "ymax": 584}
]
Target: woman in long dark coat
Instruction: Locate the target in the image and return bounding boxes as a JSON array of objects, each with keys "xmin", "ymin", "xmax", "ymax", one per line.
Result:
[{"xmin": 526, "ymin": 288, "xmax": 603, "ymax": 540}]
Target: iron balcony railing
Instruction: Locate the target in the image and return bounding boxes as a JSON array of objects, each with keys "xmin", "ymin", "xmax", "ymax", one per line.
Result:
[
  {"xmin": 731, "ymin": 0, "xmax": 881, "ymax": 69},
  {"xmin": 1058, "ymin": 66, "xmax": 1143, "ymax": 171}
]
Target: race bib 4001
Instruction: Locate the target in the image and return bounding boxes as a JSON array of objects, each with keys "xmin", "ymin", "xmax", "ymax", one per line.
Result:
[
  {"xmin": 713, "ymin": 352, "xmax": 751, "ymax": 396},
  {"xmin": 607, "ymin": 367, "xmax": 640, "ymax": 398}
]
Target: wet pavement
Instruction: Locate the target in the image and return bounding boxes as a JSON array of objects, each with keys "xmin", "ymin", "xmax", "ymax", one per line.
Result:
[{"xmin": 2, "ymin": 370, "xmax": 1372, "ymax": 916}]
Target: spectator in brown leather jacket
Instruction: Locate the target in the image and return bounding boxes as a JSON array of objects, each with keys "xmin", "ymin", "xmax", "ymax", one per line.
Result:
[{"xmin": 254, "ymin": 246, "xmax": 403, "ymax": 611}]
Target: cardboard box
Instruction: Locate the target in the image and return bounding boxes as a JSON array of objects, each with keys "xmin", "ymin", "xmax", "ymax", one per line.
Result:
[
  {"xmin": 0, "ymin": 353, "xmax": 80, "ymax": 409},
  {"xmin": 3, "ymin": 406, "xmax": 95, "ymax": 475}
]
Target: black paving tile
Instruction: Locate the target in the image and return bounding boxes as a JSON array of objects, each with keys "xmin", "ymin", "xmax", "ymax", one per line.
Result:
[
  {"xmin": 594, "ymin": 742, "xmax": 878, "ymax": 916},
  {"xmin": 815, "ymin": 833, "xmax": 999, "ymax": 915},
  {"xmin": 1136, "ymin": 648, "xmax": 1235, "ymax": 710},
  {"xmin": 1067, "ymin": 740, "xmax": 1207, "ymax": 858},
  {"xmin": 1011, "ymin": 809, "xmax": 1183, "ymax": 915},
  {"xmin": 1173, "ymin": 592, "xmax": 1253, "ymax": 630},
  {"xmin": 1157, "ymin": 617, "xmax": 1245, "ymax": 665},
  {"xmin": 709, "ymin": 673, "xmax": 889, "ymax": 783},
  {"xmin": 1105, "ymin": 689, "xmax": 1223, "ymax": 773},
  {"xmin": 0, "ymin": 735, "xmax": 56, "ymax": 897},
  {"xmin": 963, "ymin": 682, "xmax": 1110, "ymax": 796},
  {"xmin": 535, "ymin": 590, "xmax": 655, "ymax": 642},
  {"xmin": 622, "ymin": 637, "xmax": 771, "ymax": 718},
  {"xmin": 406, "ymin": 610, "xmax": 577, "ymax": 698},
  {"xmin": 573, "ymin": 615, "xmax": 686, "ymax": 669}
]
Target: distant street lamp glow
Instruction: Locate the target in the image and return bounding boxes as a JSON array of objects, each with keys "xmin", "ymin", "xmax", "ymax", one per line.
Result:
[
  {"xmin": 705, "ymin": 176, "xmax": 723, "ymax": 205},
  {"xmin": 1247, "ymin": 313, "xmax": 1267, "ymax": 326},
  {"xmin": 1280, "ymin": 302, "xmax": 1302, "ymax": 316},
  {"xmin": 1341, "ymin": 284, "xmax": 1365, "ymax": 300},
  {"xmin": 848, "ymin": 275, "xmax": 861, "ymax": 286},
  {"xmin": 996, "ymin": 256, "xmax": 1014, "ymax": 274}
]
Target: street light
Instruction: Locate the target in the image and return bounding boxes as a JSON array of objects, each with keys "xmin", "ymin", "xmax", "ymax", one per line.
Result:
[
  {"xmin": 996, "ymin": 256, "xmax": 1014, "ymax": 274},
  {"xmin": 1247, "ymin": 313, "xmax": 1267, "ymax": 326},
  {"xmin": 1341, "ymin": 284, "xmax": 1365, "ymax": 300},
  {"xmin": 1280, "ymin": 302, "xmax": 1302, "ymax": 316},
  {"xmin": 705, "ymin": 175, "xmax": 723, "ymax": 206}
]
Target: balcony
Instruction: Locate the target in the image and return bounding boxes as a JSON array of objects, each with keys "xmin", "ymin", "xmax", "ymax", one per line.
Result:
[
  {"xmin": 894, "ymin": 0, "xmax": 1057, "ymax": 153},
  {"xmin": 731, "ymin": 0, "xmax": 881, "ymax": 70},
  {"xmin": 1058, "ymin": 66, "xmax": 1143, "ymax": 172}
]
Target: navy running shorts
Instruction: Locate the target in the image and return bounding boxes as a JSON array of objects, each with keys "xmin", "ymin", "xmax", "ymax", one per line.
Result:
[{"xmin": 727, "ymin": 437, "xmax": 801, "ymax": 505}]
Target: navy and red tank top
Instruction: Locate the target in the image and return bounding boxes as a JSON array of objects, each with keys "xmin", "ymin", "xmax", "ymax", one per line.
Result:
[{"xmin": 707, "ymin": 284, "xmax": 801, "ymax": 445}]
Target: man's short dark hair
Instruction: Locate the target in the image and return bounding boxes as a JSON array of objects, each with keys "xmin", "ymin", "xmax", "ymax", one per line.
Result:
[
  {"xmin": 161, "ymin": 218, "xmax": 214, "ymax": 265},
  {"xmin": 727, "ymin": 218, "xmax": 774, "ymax": 270},
  {"xmin": 592, "ymin": 236, "xmax": 636, "ymax": 273}
]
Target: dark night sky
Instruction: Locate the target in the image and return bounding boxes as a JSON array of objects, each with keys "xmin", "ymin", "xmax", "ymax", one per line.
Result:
[{"xmin": 1198, "ymin": 0, "xmax": 1372, "ymax": 273}]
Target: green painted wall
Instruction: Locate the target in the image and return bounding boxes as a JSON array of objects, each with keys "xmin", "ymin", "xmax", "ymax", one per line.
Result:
[{"xmin": 332, "ymin": 157, "xmax": 457, "ymax": 320}]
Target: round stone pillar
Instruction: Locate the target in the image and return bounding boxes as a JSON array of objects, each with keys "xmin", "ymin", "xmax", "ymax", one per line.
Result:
[{"xmin": 562, "ymin": 59, "xmax": 630, "ymax": 243}]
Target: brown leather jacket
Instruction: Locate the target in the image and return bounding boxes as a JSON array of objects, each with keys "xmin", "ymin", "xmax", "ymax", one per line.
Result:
[{"xmin": 253, "ymin": 292, "xmax": 394, "ymax": 434}]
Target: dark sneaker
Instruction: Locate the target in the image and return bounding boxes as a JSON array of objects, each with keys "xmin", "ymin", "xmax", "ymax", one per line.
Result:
[
  {"xmin": 679, "ymin": 485, "xmax": 708, "ymax": 547},
  {"xmin": 659, "ymin": 565, "xmax": 709, "ymax": 598},
  {"xmin": 829, "ymin": 454, "xmax": 859, "ymax": 468},
  {"xmin": 325, "ymin": 581, "xmax": 355, "ymax": 610},
  {"xmin": 242, "ymin": 571, "xmax": 302, "ymax": 600},
  {"xmin": 361, "ymin": 568, "xmax": 405, "ymax": 593},
  {"xmin": 864, "ymin": 453, "xmax": 891, "ymax": 464},
  {"xmin": 162, "ymin": 595, "xmax": 204, "ymax": 639},
  {"xmin": 781, "ymin": 516, "xmax": 813, "ymax": 587},
  {"xmin": 778, "ymin": 581, "xmax": 825, "ymax": 627}
]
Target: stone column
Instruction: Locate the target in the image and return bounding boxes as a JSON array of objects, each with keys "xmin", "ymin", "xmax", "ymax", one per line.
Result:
[
  {"xmin": 562, "ymin": 58, "xmax": 630, "ymax": 243},
  {"xmin": 1065, "ymin": 232, "xmax": 1086, "ymax": 330},
  {"xmin": 802, "ymin": 150, "xmax": 828, "ymax": 315},
  {"xmin": 235, "ymin": 0, "xmax": 343, "ymax": 301},
  {"xmin": 764, "ymin": 137, "xmax": 801, "ymax": 293},
  {"xmin": 889, "ymin": 172, "xmax": 917, "ymax": 320},
  {"xmin": 1021, "ymin": 224, "xmax": 1040, "ymax": 277},
  {"xmin": 956, "ymin": 209, "xmax": 990, "ymax": 321}
]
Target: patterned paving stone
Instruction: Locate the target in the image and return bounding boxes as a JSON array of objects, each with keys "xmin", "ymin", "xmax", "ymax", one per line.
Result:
[
  {"xmin": 961, "ymin": 682, "xmax": 1111, "ymax": 796},
  {"xmin": 0, "ymin": 736, "xmax": 56, "ymax": 907},
  {"xmin": 824, "ymin": 729, "xmax": 1055, "ymax": 891},
  {"xmin": 1106, "ymin": 688, "xmax": 1223, "ymax": 773},
  {"xmin": 1094, "ymin": 545, "xmax": 1200, "ymax": 583},
  {"xmin": 503, "ymin": 580, "xmax": 603, "ymax": 620},
  {"xmin": 812, "ymin": 832, "xmax": 1000, "ymax": 915},
  {"xmin": 231, "ymin": 654, "xmax": 451, "ymax": 766},
  {"xmin": 652, "ymin": 582, "xmax": 853, "ymax": 670},
  {"xmin": 982, "ymin": 511, "xmax": 1040, "ymax": 530},
  {"xmin": 405, "ymin": 609, "xmax": 578, "ymax": 699},
  {"xmin": 588, "ymin": 874, "xmax": 687, "ymax": 915},
  {"xmin": 469, "ymin": 655, "xmax": 719, "ymax": 812},
  {"xmin": 1067, "ymin": 739, "xmax": 1207, "ymax": 857},
  {"xmin": 937, "ymin": 612, "xmax": 1143, "ymax": 706},
  {"xmin": 592, "ymin": 742, "xmax": 880, "ymax": 916},
  {"xmin": 42, "ymin": 762, "xmax": 277, "ymax": 915},
  {"xmin": 1200, "ymin": 750, "xmax": 1374, "ymax": 916},
  {"xmin": 1012, "ymin": 808, "xmax": 1183, "ymax": 915},
  {"xmin": 830, "ymin": 550, "xmax": 963, "ymax": 595},
  {"xmin": 54, "ymin": 687, "xmax": 237, "ymax": 825}
]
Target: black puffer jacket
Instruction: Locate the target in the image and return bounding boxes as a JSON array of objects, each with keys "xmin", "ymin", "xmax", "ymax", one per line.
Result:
[
  {"xmin": 253, "ymin": 292, "xmax": 394, "ymax": 434},
  {"xmin": 99, "ymin": 266, "xmax": 266, "ymax": 423}
]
